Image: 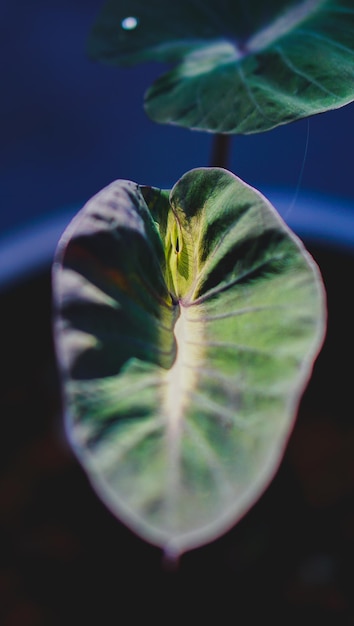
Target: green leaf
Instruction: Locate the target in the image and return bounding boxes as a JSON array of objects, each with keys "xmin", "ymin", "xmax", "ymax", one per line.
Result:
[
  {"xmin": 53, "ymin": 168, "xmax": 326, "ymax": 554},
  {"xmin": 88, "ymin": 0, "xmax": 354, "ymax": 133}
]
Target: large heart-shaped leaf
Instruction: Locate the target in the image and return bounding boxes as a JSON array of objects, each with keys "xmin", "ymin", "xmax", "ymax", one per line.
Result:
[
  {"xmin": 88, "ymin": 0, "xmax": 354, "ymax": 133},
  {"xmin": 53, "ymin": 168, "xmax": 325, "ymax": 554}
]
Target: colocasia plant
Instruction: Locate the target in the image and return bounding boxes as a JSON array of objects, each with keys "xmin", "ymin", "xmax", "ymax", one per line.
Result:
[{"xmin": 53, "ymin": 0, "xmax": 354, "ymax": 557}]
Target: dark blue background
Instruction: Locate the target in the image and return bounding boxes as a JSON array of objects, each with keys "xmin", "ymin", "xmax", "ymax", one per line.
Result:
[{"xmin": 1, "ymin": 0, "xmax": 354, "ymax": 237}]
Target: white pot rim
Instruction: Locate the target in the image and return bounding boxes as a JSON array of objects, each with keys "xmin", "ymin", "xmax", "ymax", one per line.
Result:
[{"xmin": 0, "ymin": 190, "xmax": 353, "ymax": 292}]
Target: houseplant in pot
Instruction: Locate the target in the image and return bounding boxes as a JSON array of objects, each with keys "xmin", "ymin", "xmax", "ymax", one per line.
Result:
[
  {"xmin": 52, "ymin": 0, "xmax": 354, "ymax": 560},
  {"xmin": 1, "ymin": 0, "xmax": 354, "ymax": 622}
]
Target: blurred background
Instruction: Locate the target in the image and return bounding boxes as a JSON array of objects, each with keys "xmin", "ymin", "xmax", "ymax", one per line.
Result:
[{"xmin": 1, "ymin": 1, "xmax": 354, "ymax": 624}]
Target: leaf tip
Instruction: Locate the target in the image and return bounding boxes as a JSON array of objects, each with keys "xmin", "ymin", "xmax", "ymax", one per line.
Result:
[{"xmin": 161, "ymin": 542, "xmax": 182, "ymax": 572}]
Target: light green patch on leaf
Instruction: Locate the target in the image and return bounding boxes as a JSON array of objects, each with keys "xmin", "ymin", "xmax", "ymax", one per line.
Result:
[
  {"xmin": 88, "ymin": 0, "xmax": 354, "ymax": 133},
  {"xmin": 53, "ymin": 168, "xmax": 326, "ymax": 554}
]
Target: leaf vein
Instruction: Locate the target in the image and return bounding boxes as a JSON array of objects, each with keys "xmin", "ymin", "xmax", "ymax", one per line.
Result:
[{"xmin": 274, "ymin": 44, "xmax": 340, "ymax": 99}]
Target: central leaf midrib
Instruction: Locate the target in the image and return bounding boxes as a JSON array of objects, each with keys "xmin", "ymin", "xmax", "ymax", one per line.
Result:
[
  {"xmin": 161, "ymin": 302, "xmax": 204, "ymax": 530},
  {"xmin": 239, "ymin": 0, "xmax": 326, "ymax": 54}
]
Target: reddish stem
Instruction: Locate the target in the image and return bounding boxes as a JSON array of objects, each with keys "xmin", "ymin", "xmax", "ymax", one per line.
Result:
[{"xmin": 210, "ymin": 133, "xmax": 231, "ymax": 169}]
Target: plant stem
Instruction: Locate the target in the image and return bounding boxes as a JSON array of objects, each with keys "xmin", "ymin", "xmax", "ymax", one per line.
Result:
[{"xmin": 210, "ymin": 133, "xmax": 231, "ymax": 169}]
